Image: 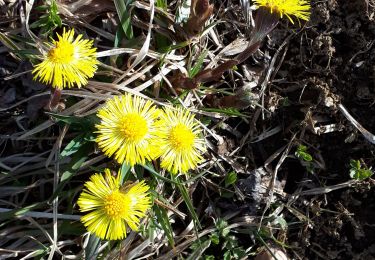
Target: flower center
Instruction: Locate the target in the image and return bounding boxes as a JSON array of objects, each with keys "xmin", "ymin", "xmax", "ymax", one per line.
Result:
[
  {"xmin": 169, "ymin": 124, "xmax": 195, "ymax": 151},
  {"xmin": 104, "ymin": 190, "xmax": 127, "ymax": 219},
  {"xmin": 47, "ymin": 41, "xmax": 75, "ymax": 63},
  {"xmin": 120, "ymin": 113, "xmax": 148, "ymax": 142}
]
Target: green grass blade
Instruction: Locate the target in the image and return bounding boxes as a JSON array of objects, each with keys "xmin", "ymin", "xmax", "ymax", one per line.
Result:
[
  {"xmin": 120, "ymin": 162, "xmax": 132, "ymax": 184},
  {"xmin": 142, "ymin": 163, "xmax": 179, "ymax": 185},
  {"xmin": 174, "ymin": 176, "xmax": 201, "ymax": 229},
  {"xmin": 85, "ymin": 234, "xmax": 101, "ymax": 260},
  {"xmin": 50, "ymin": 142, "xmax": 92, "ymax": 202},
  {"xmin": 189, "ymin": 50, "xmax": 208, "ymax": 78},
  {"xmin": 199, "ymin": 107, "xmax": 248, "ymax": 117},
  {"xmin": 0, "ymin": 203, "xmax": 43, "ymax": 221},
  {"xmin": 187, "ymin": 239, "xmax": 211, "ymax": 260},
  {"xmin": 60, "ymin": 134, "xmax": 85, "ymax": 157},
  {"xmin": 156, "ymin": 0, "xmax": 167, "ymax": 9},
  {"xmin": 153, "ymin": 204, "xmax": 175, "ymax": 246},
  {"xmin": 114, "ymin": 0, "xmax": 134, "ymax": 40}
]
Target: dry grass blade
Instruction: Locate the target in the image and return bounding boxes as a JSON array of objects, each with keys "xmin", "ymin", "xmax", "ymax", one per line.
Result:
[
  {"xmin": 339, "ymin": 103, "xmax": 375, "ymax": 144},
  {"xmin": 296, "ymin": 180, "xmax": 358, "ymax": 196}
]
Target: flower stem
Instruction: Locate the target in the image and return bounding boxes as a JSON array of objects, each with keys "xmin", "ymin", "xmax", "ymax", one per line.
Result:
[{"xmin": 48, "ymin": 88, "xmax": 62, "ymax": 111}]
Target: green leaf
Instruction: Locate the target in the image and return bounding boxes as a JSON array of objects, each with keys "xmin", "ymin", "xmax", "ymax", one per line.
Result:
[
  {"xmin": 225, "ymin": 235, "xmax": 238, "ymax": 249},
  {"xmin": 155, "ymin": 33, "xmax": 170, "ymax": 52},
  {"xmin": 11, "ymin": 49, "xmax": 40, "ymax": 56},
  {"xmin": 30, "ymin": 20, "xmax": 44, "ymax": 29},
  {"xmin": 61, "ymin": 143, "xmax": 91, "ymax": 180},
  {"xmin": 300, "ymin": 151, "xmax": 312, "ymax": 162},
  {"xmin": 52, "ymin": 13, "xmax": 62, "ymax": 27},
  {"xmin": 254, "ymin": 230, "xmax": 280, "ymax": 260},
  {"xmin": 85, "ymin": 234, "xmax": 101, "ymax": 260},
  {"xmin": 210, "ymin": 232, "xmax": 220, "ymax": 245},
  {"xmin": 274, "ymin": 216, "xmax": 288, "ymax": 230},
  {"xmin": 120, "ymin": 162, "xmax": 132, "ymax": 185},
  {"xmin": 349, "ymin": 159, "xmax": 373, "ymax": 180},
  {"xmin": 174, "ymin": 176, "xmax": 201, "ymax": 229},
  {"xmin": 142, "ymin": 163, "xmax": 179, "ymax": 185},
  {"xmin": 190, "ymin": 238, "xmax": 205, "ymax": 251},
  {"xmin": 114, "ymin": 0, "xmax": 134, "ymax": 40},
  {"xmin": 51, "ymin": 0, "xmax": 59, "ymax": 13},
  {"xmin": 0, "ymin": 32, "xmax": 22, "ymax": 59},
  {"xmin": 0, "ymin": 203, "xmax": 42, "ymax": 221},
  {"xmin": 189, "ymin": 50, "xmax": 208, "ymax": 78},
  {"xmin": 187, "ymin": 239, "xmax": 211, "ymax": 260},
  {"xmin": 34, "ymin": 5, "xmax": 49, "ymax": 11},
  {"xmin": 60, "ymin": 134, "xmax": 85, "ymax": 157},
  {"xmin": 159, "ymin": 40, "xmax": 190, "ymax": 53},
  {"xmin": 153, "ymin": 204, "xmax": 175, "ymax": 246},
  {"xmin": 220, "ymin": 190, "xmax": 234, "ymax": 198},
  {"xmin": 134, "ymin": 164, "xmax": 145, "ymax": 180},
  {"xmin": 223, "ymin": 250, "xmax": 232, "ymax": 260},
  {"xmin": 216, "ymin": 219, "xmax": 229, "ymax": 237},
  {"xmin": 295, "ymin": 145, "xmax": 313, "ymax": 162},
  {"xmin": 224, "ymin": 172, "xmax": 237, "ymax": 187},
  {"xmin": 31, "ymin": 0, "xmax": 61, "ymax": 35},
  {"xmin": 232, "ymin": 247, "xmax": 246, "ymax": 258},
  {"xmin": 47, "ymin": 112, "xmax": 99, "ymax": 131},
  {"xmin": 50, "ymin": 142, "xmax": 92, "ymax": 201},
  {"xmin": 350, "ymin": 159, "xmax": 361, "ymax": 170},
  {"xmin": 200, "ymin": 107, "xmax": 247, "ymax": 117},
  {"xmin": 156, "ymin": 0, "xmax": 167, "ymax": 9},
  {"xmin": 60, "ymin": 221, "xmax": 86, "ymax": 236}
]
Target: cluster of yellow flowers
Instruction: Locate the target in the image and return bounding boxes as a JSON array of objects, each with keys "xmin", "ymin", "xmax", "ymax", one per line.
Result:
[
  {"xmin": 31, "ymin": 29, "xmax": 207, "ymax": 241},
  {"xmin": 30, "ymin": 0, "xmax": 310, "ymax": 242},
  {"xmin": 78, "ymin": 96, "xmax": 206, "ymax": 240},
  {"xmin": 96, "ymin": 94, "xmax": 206, "ymax": 174}
]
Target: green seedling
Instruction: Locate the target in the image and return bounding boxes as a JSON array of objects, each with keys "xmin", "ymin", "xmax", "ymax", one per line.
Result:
[
  {"xmin": 349, "ymin": 159, "xmax": 373, "ymax": 180},
  {"xmin": 295, "ymin": 145, "xmax": 313, "ymax": 162},
  {"xmin": 190, "ymin": 218, "xmax": 246, "ymax": 259},
  {"xmin": 31, "ymin": 0, "xmax": 62, "ymax": 35}
]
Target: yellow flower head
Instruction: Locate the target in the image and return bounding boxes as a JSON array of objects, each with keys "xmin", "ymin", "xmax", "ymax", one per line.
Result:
[
  {"xmin": 96, "ymin": 94, "xmax": 163, "ymax": 166},
  {"xmin": 254, "ymin": 0, "xmax": 310, "ymax": 23},
  {"xmin": 157, "ymin": 107, "xmax": 206, "ymax": 174},
  {"xmin": 77, "ymin": 169, "xmax": 151, "ymax": 240},
  {"xmin": 32, "ymin": 28, "xmax": 98, "ymax": 89}
]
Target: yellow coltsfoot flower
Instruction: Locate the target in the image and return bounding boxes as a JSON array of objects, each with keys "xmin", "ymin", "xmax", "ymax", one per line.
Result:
[
  {"xmin": 32, "ymin": 28, "xmax": 98, "ymax": 89},
  {"xmin": 77, "ymin": 169, "xmax": 151, "ymax": 240},
  {"xmin": 96, "ymin": 94, "xmax": 163, "ymax": 166},
  {"xmin": 253, "ymin": 0, "xmax": 310, "ymax": 23},
  {"xmin": 157, "ymin": 107, "xmax": 206, "ymax": 174}
]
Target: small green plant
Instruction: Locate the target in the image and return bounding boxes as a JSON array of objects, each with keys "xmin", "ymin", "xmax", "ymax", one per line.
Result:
[
  {"xmin": 224, "ymin": 172, "xmax": 238, "ymax": 188},
  {"xmin": 31, "ymin": 0, "xmax": 62, "ymax": 35},
  {"xmin": 349, "ymin": 159, "xmax": 373, "ymax": 180},
  {"xmin": 295, "ymin": 144, "xmax": 315, "ymax": 174},
  {"xmin": 190, "ymin": 219, "xmax": 246, "ymax": 259},
  {"xmin": 295, "ymin": 145, "xmax": 313, "ymax": 162}
]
